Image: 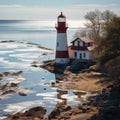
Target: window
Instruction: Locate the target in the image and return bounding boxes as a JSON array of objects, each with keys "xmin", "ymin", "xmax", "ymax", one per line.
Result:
[
  {"xmin": 83, "ymin": 53, "xmax": 86, "ymax": 58},
  {"xmin": 74, "ymin": 52, "xmax": 77, "ymax": 58},
  {"xmin": 83, "ymin": 42, "xmax": 85, "ymax": 47},
  {"xmin": 57, "ymin": 42, "xmax": 59, "ymax": 47}
]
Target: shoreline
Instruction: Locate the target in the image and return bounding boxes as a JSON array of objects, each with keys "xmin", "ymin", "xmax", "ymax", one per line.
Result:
[
  {"xmin": 1, "ymin": 41, "xmax": 119, "ymax": 120},
  {"xmin": 4, "ymin": 59, "xmax": 111, "ymax": 120}
]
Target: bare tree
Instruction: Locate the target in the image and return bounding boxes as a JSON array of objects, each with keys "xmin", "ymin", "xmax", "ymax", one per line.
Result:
[
  {"xmin": 73, "ymin": 29, "xmax": 87, "ymax": 39},
  {"xmin": 84, "ymin": 9, "xmax": 117, "ymax": 41},
  {"xmin": 102, "ymin": 10, "xmax": 117, "ymax": 25}
]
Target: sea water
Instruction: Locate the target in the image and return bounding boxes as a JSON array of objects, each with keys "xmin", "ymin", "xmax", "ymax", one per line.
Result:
[
  {"xmin": 0, "ymin": 20, "xmax": 81, "ymax": 117},
  {"xmin": 0, "ymin": 20, "xmax": 76, "ymax": 49}
]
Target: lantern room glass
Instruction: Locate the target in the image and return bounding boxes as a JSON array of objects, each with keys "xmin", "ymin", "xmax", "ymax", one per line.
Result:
[{"xmin": 58, "ymin": 18, "xmax": 66, "ymax": 22}]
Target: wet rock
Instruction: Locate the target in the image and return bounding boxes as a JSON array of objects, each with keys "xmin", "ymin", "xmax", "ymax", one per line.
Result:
[
  {"xmin": 64, "ymin": 106, "xmax": 72, "ymax": 111},
  {"xmin": 48, "ymin": 108, "xmax": 60, "ymax": 119},
  {"xmin": 24, "ymin": 106, "xmax": 46, "ymax": 118},
  {"xmin": 32, "ymin": 64, "xmax": 38, "ymax": 67},
  {"xmin": 6, "ymin": 106, "xmax": 46, "ymax": 120},
  {"xmin": 42, "ymin": 52, "xmax": 48, "ymax": 56},
  {"xmin": 51, "ymin": 82, "xmax": 55, "ymax": 87},
  {"xmin": 18, "ymin": 92, "xmax": 27, "ymax": 96},
  {"xmin": 3, "ymin": 72, "xmax": 10, "ymax": 76},
  {"xmin": 10, "ymin": 83, "xmax": 18, "ymax": 87},
  {"xmin": 2, "ymin": 90, "xmax": 15, "ymax": 95},
  {"xmin": 1, "ymin": 84, "xmax": 8, "ymax": 90},
  {"xmin": 11, "ymin": 71, "xmax": 23, "ymax": 76},
  {"xmin": 0, "ymin": 73, "xmax": 3, "ymax": 77},
  {"xmin": 78, "ymin": 105, "xmax": 91, "ymax": 113}
]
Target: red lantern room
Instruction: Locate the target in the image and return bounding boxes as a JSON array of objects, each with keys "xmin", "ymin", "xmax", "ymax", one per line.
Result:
[{"xmin": 55, "ymin": 12, "xmax": 68, "ymax": 33}]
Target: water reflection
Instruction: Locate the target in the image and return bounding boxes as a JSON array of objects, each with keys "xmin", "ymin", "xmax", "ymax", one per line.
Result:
[
  {"xmin": 56, "ymin": 89, "xmax": 68, "ymax": 108},
  {"xmin": 54, "ymin": 74, "xmax": 84, "ymax": 110}
]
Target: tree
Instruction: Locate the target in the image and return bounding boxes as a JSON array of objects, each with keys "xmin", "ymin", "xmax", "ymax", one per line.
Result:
[
  {"xmin": 98, "ymin": 17, "xmax": 120, "ymax": 65},
  {"xmin": 101, "ymin": 10, "xmax": 117, "ymax": 25},
  {"xmin": 73, "ymin": 28, "xmax": 94, "ymax": 40},
  {"xmin": 84, "ymin": 9, "xmax": 116, "ymax": 41},
  {"xmin": 73, "ymin": 28, "xmax": 87, "ymax": 38}
]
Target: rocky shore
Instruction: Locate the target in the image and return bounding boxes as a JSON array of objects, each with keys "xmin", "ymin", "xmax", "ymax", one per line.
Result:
[{"xmin": 4, "ymin": 58, "xmax": 120, "ymax": 120}]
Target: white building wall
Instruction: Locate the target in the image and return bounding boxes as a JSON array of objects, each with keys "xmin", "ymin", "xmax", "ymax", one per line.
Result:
[
  {"xmin": 68, "ymin": 49, "xmax": 90, "ymax": 60},
  {"xmin": 74, "ymin": 41, "xmax": 78, "ymax": 46},
  {"xmin": 74, "ymin": 40, "xmax": 83, "ymax": 46},
  {"xmin": 80, "ymin": 41, "xmax": 83, "ymax": 46}
]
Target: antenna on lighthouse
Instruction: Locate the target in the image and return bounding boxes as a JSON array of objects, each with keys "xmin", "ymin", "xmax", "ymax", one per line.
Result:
[{"xmin": 55, "ymin": 12, "xmax": 69, "ymax": 64}]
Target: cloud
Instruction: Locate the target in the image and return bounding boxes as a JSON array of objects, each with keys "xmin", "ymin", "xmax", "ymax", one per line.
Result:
[
  {"xmin": 0, "ymin": 4, "xmax": 119, "ymax": 20},
  {"xmin": 0, "ymin": 5, "xmax": 58, "ymax": 20},
  {"xmin": 64, "ymin": 4, "xmax": 120, "ymax": 19}
]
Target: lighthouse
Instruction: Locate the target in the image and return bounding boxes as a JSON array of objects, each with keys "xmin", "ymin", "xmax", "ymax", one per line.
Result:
[{"xmin": 55, "ymin": 12, "xmax": 69, "ymax": 64}]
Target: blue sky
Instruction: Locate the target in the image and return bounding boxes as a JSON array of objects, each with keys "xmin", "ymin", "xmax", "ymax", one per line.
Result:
[{"xmin": 0, "ymin": 0, "xmax": 119, "ymax": 20}]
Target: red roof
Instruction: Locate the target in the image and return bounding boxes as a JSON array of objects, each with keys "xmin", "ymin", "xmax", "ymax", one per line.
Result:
[
  {"xmin": 68, "ymin": 45, "xmax": 96, "ymax": 51},
  {"xmin": 68, "ymin": 45, "xmax": 88, "ymax": 51},
  {"xmin": 71, "ymin": 37, "xmax": 94, "ymax": 43}
]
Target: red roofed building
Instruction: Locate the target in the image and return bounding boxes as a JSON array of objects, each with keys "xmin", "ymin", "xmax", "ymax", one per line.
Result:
[{"xmin": 68, "ymin": 37, "xmax": 95, "ymax": 60}]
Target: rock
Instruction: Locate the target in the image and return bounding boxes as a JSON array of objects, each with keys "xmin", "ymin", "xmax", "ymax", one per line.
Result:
[
  {"xmin": 24, "ymin": 106, "xmax": 46, "ymax": 118},
  {"xmin": 42, "ymin": 52, "xmax": 48, "ymax": 56},
  {"xmin": 32, "ymin": 64, "xmax": 38, "ymax": 67},
  {"xmin": 64, "ymin": 106, "xmax": 72, "ymax": 111},
  {"xmin": 51, "ymin": 82, "xmax": 55, "ymax": 87},
  {"xmin": 10, "ymin": 83, "xmax": 18, "ymax": 87},
  {"xmin": 78, "ymin": 105, "xmax": 90, "ymax": 113},
  {"xmin": 3, "ymin": 72, "xmax": 10, "ymax": 76},
  {"xmin": 1, "ymin": 84, "xmax": 8, "ymax": 90},
  {"xmin": 0, "ymin": 73, "xmax": 3, "ymax": 77},
  {"xmin": 2, "ymin": 90, "xmax": 15, "ymax": 95},
  {"xmin": 6, "ymin": 106, "xmax": 46, "ymax": 120},
  {"xmin": 48, "ymin": 108, "xmax": 60, "ymax": 119},
  {"xmin": 18, "ymin": 92, "xmax": 27, "ymax": 96},
  {"xmin": 11, "ymin": 71, "xmax": 23, "ymax": 76}
]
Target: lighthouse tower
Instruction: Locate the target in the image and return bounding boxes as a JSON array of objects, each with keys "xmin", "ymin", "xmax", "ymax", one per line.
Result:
[{"xmin": 55, "ymin": 12, "xmax": 69, "ymax": 64}]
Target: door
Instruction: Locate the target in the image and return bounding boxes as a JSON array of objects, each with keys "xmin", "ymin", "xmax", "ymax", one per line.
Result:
[{"xmin": 80, "ymin": 53, "xmax": 82, "ymax": 59}]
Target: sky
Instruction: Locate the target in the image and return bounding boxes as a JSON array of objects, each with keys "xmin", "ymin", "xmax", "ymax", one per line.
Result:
[{"xmin": 0, "ymin": 0, "xmax": 120, "ymax": 21}]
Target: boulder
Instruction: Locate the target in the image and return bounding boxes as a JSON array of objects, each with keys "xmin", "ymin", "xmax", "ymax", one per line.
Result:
[{"xmin": 48, "ymin": 108, "xmax": 60, "ymax": 119}]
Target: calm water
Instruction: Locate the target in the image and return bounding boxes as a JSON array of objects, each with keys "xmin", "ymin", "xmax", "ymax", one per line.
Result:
[
  {"xmin": 0, "ymin": 20, "xmax": 76, "ymax": 49},
  {"xmin": 0, "ymin": 20, "xmax": 80, "ymax": 118}
]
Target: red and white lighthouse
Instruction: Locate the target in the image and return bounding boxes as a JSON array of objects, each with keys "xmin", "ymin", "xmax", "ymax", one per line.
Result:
[{"xmin": 55, "ymin": 12, "xmax": 69, "ymax": 64}]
